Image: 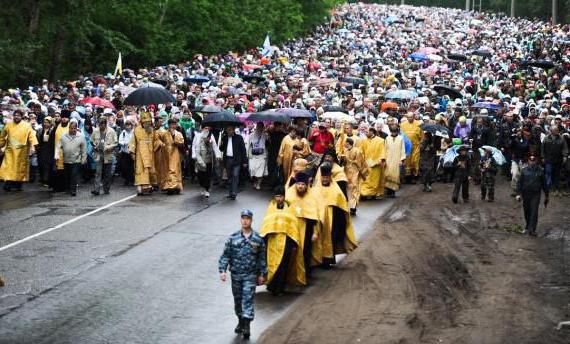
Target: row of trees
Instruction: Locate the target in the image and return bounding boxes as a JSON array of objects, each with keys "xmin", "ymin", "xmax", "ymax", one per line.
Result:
[
  {"xmin": 0, "ymin": 0, "xmax": 342, "ymax": 88},
  {"xmin": 361, "ymin": 0, "xmax": 569, "ymax": 23}
]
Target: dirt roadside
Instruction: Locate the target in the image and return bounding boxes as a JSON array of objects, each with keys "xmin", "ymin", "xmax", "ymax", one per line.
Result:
[{"xmin": 258, "ymin": 180, "xmax": 570, "ymax": 344}]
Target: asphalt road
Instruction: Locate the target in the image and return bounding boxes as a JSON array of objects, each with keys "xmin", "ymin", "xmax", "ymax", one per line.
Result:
[{"xmin": 0, "ymin": 181, "xmax": 393, "ymax": 344}]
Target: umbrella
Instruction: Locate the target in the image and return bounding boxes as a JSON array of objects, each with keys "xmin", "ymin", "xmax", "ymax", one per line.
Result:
[
  {"xmin": 242, "ymin": 75, "xmax": 266, "ymax": 84},
  {"xmin": 195, "ymin": 104, "xmax": 224, "ymax": 113},
  {"xmin": 381, "ymin": 102, "xmax": 399, "ymax": 111},
  {"xmin": 471, "ymin": 102, "xmax": 502, "ymax": 111},
  {"xmin": 478, "ymin": 146, "xmax": 507, "ymax": 165},
  {"xmin": 410, "ymin": 52, "xmax": 428, "ymax": 62},
  {"xmin": 222, "ymin": 77, "xmax": 242, "ymax": 86},
  {"xmin": 420, "ymin": 124, "xmax": 450, "ymax": 138},
  {"xmin": 524, "ymin": 60, "xmax": 556, "ymax": 69},
  {"xmin": 201, "ymin": 111, "xmax": 241, "ymax": 127},
  {"xmin": 385, "ymin": 90, "xmax": 418, "ymax": 100},
  {"xmin": 441, "ymin": 145, "xmax": 470, "ymax": 167},
  {"xmin": 418, "ymin": 47, "xmax": 440, "ymax": 55},
  {"xmin": 246, "ymin": 110, "xmax": 290, "ymax": 123},
  {"xmin": 471, "ymin": 49, "xmax": 492, "ymax": 58},
  {"xmin": 427, "ymin": 54, "xmax": 443, "ymax": 62},
  {"xmin": 311, "ymin": 78, "xmax": 337, "ymax": 87},
  {"xmin": 183, "ymin": 75, "xmax": 210, "ymax": 84},
  {"xmin": 433, "ymin": 85, "xmax": 463, "ymax": 99},
  {"xmin": 150, "ymin": 79, "xmax": 169, "ymax": 86},
  {"xmin": 322, "ymin": 105, "xmax": 347, "ymax": 113},
  {"xmin": 124, "ymin": 85, "xmax": 176, "ymax": 106},
  {"xmin": 321, "ymin": 112, "xmax": 356, "ymax": 124},
  {"xmin": 339, "ymin": 76, "xmax": 367, "ymax": 85},
  {"xmin": 118, "ymin": 85, "xmax": 137, "ymax": 97},
  {"xmin": 448, "ymin": 53, "xmax": 468, "ymax": 61},
  {"xmin": 242, "ymin": 64, "xmax": 261, "ymax": 71},
  {"xmin": 80, "ymin": 97, "xmax": 115, "ymax": 109},
  {"xmin": 274, "ymin": 108, "xmax": 313, "ymax": 118}
]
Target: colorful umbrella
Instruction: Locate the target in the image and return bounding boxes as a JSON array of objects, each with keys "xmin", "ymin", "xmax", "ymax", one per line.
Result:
[{"xmin": 80, "ymin": 97, "xmax": 115, "ymax": 109}]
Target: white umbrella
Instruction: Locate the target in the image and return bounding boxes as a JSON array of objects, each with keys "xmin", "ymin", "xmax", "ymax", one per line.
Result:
[{"xmin": 321, "ymin": 112, "xmax": 357, "ymax": 124}]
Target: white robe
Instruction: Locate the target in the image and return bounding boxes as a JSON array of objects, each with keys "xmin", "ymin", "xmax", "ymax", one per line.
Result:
[{"xmin": 247, "ymin": 131, "xmax": 268, "ymax": 177}]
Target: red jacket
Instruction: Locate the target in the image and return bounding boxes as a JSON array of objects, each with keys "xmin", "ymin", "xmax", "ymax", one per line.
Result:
[{"xmin": 309, "ymin": 129, "xmax": 334, "ymax": 154}]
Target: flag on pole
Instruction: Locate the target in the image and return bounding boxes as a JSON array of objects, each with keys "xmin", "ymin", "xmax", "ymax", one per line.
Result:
[
  {"xmin": 261, "ymin": 34, "xmax": 271, "ymax": 57},
  {"xmin": 114, "ymin": 52, "xmax": 123, "ymax": 76}
]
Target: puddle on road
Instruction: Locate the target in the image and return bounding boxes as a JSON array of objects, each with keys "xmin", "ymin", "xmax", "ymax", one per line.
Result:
[{"xmin": 36, "ymin": 207, "xmax": 94, "ymax": 217}]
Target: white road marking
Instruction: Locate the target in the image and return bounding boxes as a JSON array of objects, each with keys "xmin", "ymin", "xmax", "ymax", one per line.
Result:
[{"xmin": 0, "ymin": 194, "xmax": 137, "ymax": 252}]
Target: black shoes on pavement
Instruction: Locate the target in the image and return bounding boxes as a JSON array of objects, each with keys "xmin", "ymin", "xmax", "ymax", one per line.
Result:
[{"xmin": 234, "ymin": 318, "xmax": 250, "ymax": 340}]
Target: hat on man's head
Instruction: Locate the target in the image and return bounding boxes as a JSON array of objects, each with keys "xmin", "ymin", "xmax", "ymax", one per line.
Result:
[
  {"xmin": 294, "ymin": 171, "xmax": 310, "ymax": 184},
  {"xmin": 273, "ymin": 185, "xmax": 285, "ymax": 196},
  {"xmin": 240, "ymin": 209, "xmax": 253, "ymax": 218},
  {"xmin": 320, "ymin": 163, "xmax": 333, "ymax": 177}
]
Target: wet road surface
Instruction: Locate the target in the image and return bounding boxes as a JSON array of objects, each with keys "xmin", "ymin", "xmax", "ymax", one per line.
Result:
[{"xmin": 0, "ymin": 182, "xmax": 393, "ymax": 343}]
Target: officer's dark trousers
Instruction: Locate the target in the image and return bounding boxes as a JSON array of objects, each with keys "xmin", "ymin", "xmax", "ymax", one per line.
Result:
[
  {"xmin": 523, "ymin": 194, "xmax": 541, "ymax": 235},
  {"xmin": 231, "ymin": 275, "xmax": 257, "ymax": 321},
  {"xmin": 452, "ymin": 176, "xmax": 469, "ymax": 202}
]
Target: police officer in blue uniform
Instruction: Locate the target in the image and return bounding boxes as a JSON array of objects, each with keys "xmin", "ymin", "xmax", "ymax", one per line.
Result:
[{"xmin": 219, "ymin": 210, "xmax": 267, "ymax": 340}]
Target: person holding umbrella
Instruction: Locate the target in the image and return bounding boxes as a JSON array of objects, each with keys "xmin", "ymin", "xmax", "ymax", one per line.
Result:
[{"xmin": 516, "ymin": 155, "xmax": 549, "ymax": 237}]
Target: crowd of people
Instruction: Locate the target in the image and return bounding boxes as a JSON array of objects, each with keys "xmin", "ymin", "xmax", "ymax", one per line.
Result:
[{"xmin": 2, "ymin": 2, "xmax": 570, "ymax": 338}]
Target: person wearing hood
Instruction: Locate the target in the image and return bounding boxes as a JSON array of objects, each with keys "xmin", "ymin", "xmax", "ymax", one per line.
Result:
[
  {"xmin": 0, "ymin": 109, "xmax": 38, "ymax": 191},
  {"xmin": 312, "ymin": 163, "xmax": 357, "ymax": 268},
  {"xmin": 259, "ymin": 186, "xmax": 305, "ymax": 295}
]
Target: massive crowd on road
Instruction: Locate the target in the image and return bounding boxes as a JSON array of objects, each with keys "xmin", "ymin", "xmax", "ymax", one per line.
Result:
[{"xmin": 1, "ymin": 3, "xmax": 570, "ymax": 338}]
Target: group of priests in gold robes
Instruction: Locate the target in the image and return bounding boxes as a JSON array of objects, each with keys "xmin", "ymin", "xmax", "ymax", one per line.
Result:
[
  {"xmin": 128, "ymin": 113, "xmax": 184, "ymax": 196},
  {"xmin": 259, "ymin": 164, "xmax": 358, "ymax": 295}
]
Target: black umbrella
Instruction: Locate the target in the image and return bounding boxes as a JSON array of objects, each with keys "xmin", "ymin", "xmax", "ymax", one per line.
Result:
[
  {"xmin": 183, "ymin": 75, "xmax": 210, "ymax": 84},
  {"xmin": 471, "ymin": 49, "xmax": 492, "ymax": 58},
  {"xmin": 124, "ymin": 85, "xmax": 176, "ymax": 106},
  {"xmin": 195, "ymin": 105, "xmax": 224, "ymax": 113},
  {"xmin": 420, "ymin": 124, "xmax": 450, "ymax": 138},
  {"xmin": 322, "ymin": 105, "xmax": 347, "ymax": 113},
  {"xmin": 247, "ymin": 110, "xmax": 291, "ymax": 123},
  {"xmin": 202, "ymin": 111, "xmax": 241, "ymax": 127},
  {"xmin": 151, "ymin": 79, "xmax": 169, "ymax": 86},
  {"xmin": 448, "ymin": 53, "xmax": 468, "ymax": 61},
  {"xmin": 273, "ymin": 108, "xmax": 314, "ymax": 118},
  {"xmin": 242, "ymin": 75, "xmax": 266, "ymax": 84},
  {"xmin": 339, "ymin": 76, "xmax": 367, "ymax": 85},
  {"xmin": 524, "ymin": 60, "xmax": 556, "ymax": 69},
  {"xmin": 433, "ymin": 85, "xmax": 463, "ymax": 99}
]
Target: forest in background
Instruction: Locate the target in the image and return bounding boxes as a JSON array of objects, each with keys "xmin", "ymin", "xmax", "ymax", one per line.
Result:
[
  {"xmin": 0, "ymin": 0, "xmax": 342, "ymax": 87},
  {"xmin": 0, "ymin": 0, "xmax": 567, "ymax": 88}
]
